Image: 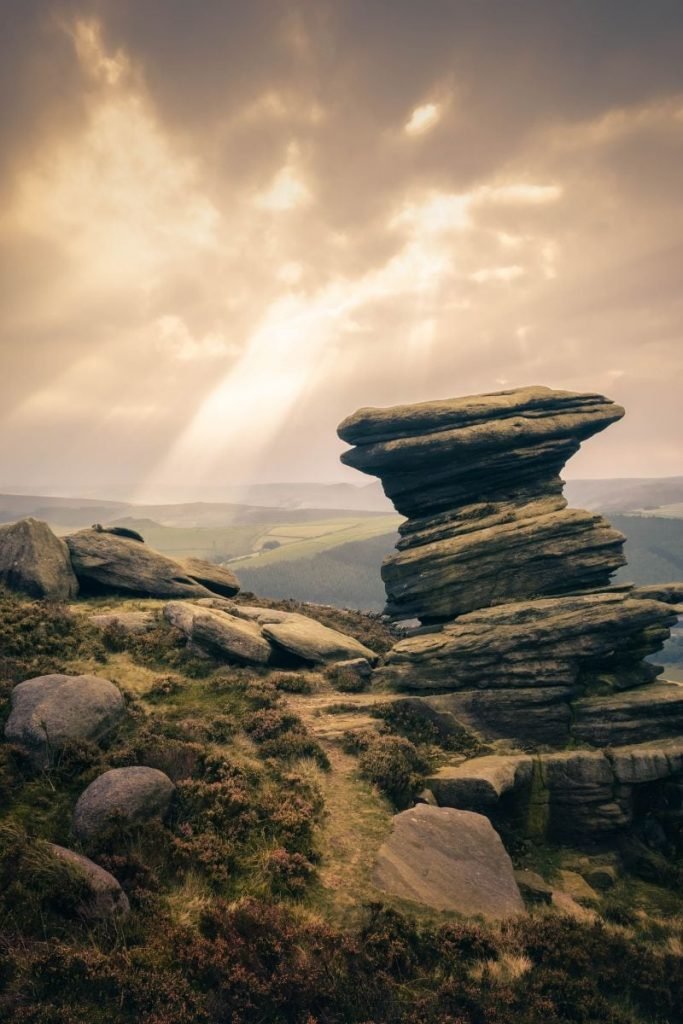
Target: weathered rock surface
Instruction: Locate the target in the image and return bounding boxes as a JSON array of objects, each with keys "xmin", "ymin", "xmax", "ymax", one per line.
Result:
[
  {"xmin": 74, "ymin": 767, "xmax": 175, "ymax": 840},
  {"xmin": 4, "ymin": 674, "xmax": 125, "ymax": 766},
  {"xmin": 383, "ymin": 507, "xmax": 625, "ymax": 622},
  {"xmin": 165, "ymin": 601, "xmax": 273, "ymax": 664},
  {"xmin": 66, "ymin": 529, "xmax": 211, "ymax": 599},
  {"xmin": 180, "ymin": 557, "xmax": 240, "ymax": 598},
  {"xmin": 0, "ymin": 518, "xmax": 78, "ymax": 600},
  {"xmin": 337, "ymin": 384, "xmax": 683, "ymax": 841},
  {"xmin": 426, "ymin": 739, "xmax": 683, "ymax": 840},
  {"xmin": 373, "ymin": 804, "xmax": 524, "ymax": 918},
  {"xmin": 262, "ymin": 614, "xmax": 378, "ymax": 666},
  {"xmin": 48, "ymin": 844, "xmax": 129, "ymax": 917},
  {"xmin": 376, "ymin": 592, "xmax": 676, "ymax": 693}
]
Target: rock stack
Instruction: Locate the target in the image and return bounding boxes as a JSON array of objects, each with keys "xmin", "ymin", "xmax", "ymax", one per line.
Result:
[{"xmin": 338, "ymin": 386, "xmax": 683, "ymax": 839}]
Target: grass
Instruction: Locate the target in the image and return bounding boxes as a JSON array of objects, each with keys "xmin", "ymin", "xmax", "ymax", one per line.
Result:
[
  {"xmin": 2, "ymin": 589, "xmax": 683, "ymax": 1023},
  {"xmin": 233, "ymin": 515, "xmax": 401, "ymax": 567}
]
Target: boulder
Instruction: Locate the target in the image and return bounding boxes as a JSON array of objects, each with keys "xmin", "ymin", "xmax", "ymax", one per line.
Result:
[
  {"xmin": 262, "ymin": 614, "xmax": 378, "ymax": 666},
  {"xmin": 0, "ymin": 518, "xmax": 78, "ymax": 600},
  {"xmin": 514, "ymin": 869, "xmax": 553, "ymax": 905},
  {"xmin": 427, "ymin": 755, "xmax": 533, "ymax": 811},
  {"xmin": 5, "ymin": 674, "xmax": 125, "ymax": 766},
  {"xmin": 180, "ymin": 557, "xmax": 240, "ymax": 598},
  {"xmin": 48, "ymin": 844, "xmax": 129, "ymax": 917},
  {"xmin": 372, "ymin": 804, "xmax": 524, "ymax": 918},
  {"xmin": 65, "ymin": 528, "xmax": 211, "ymax": 598},
  {"xmin": 164, "ymin": 601, "xmax": 272, "ymax": 664},
  {"xmin": 74, "ymin": 766, "xmax": 175, "ymax": 840}
]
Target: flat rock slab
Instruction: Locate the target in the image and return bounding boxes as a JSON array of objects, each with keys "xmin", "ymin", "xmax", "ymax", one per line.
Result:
[
  {"xmin": 0, "ymin": 517, "xmax": 78, "ymax": 600},
  {"xmin": 66, "ymin": 529, "xmax": 211, "ymax": 599},
  {"xmin": 180, "ymin": 557, "xmax": 240, "ymax": 598},
  {"xmin": 373, "ymin": 804, "xmax": 524, "ymax": 919},
  {"xmin": 48, "ymin": 844, "xmax": 129, "ymax": 917},
  {"xmin": 262, "ymin": 614, "xmax": 378, "ymax": 665},
  {"xmin": 74, "ymin": 766, "xmax": 175, "ymax": 840},
  {"xmin": 164, "ymin": 601, "xmax": 272, "ymax": 664},
  {"xmin": 5, "ymin": 674, "xmax": 125, "ymax": 766}
]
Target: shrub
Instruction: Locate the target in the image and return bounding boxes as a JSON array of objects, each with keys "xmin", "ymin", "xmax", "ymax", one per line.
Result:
[
  {"xmin": 0, "ymin": 590, "xmax": 105, "ymax": 682},
  {"xmin": 356, "ymin": 734, "xmax": 429, "ymax": 808}
]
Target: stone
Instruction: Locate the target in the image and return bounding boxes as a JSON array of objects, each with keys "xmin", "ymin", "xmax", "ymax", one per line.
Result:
[
  {"xmin": 382, "ymin": 507, "xmax": 625, "ymax": 623},
  {"xmin": 66, "ymin": 528, "xmax": 211, "ymax": 599},
  {"xmin": 74, "ymin": 766, "xmax": 175, "ymax": 840},
  {"xmin": 556, "ymin": 870, "xmax": 599, "ymax": 903},
  {"xmin": 164, "ymin": 601, "xmax": 273, "ymax": 665},
  {"xmin": 572, "ymin": 683, "xmax": 683, "ymax": 747},
  {"xmin": 262, "ymin": 614, "xmax": 378, "ymax": 666},
  {"xmin": 89, "ymin": 610, "xmax": 156, "ymax": 634},
  {"xmin": 415, "ymin": 788, "xmax": 438, "ymax": 806},
  {"xmin": 0, "ymin": 518, "xmax": 78, "ymax": 600},
  {"xmin": 606, "ymin": 738, "xmax": 683, "ymax": 784},
  {"xmin": 48, "ymin": 844, "xmax": 129, "ymax": 917},
  {"xmin": 583, "ymin": 866, "xmax": 618, "ymax": 891},
  {"xmin": 338, "ymin": 385, "xmax": 683, "ymax": 841},
  {"xmin": 326, "ymin": 657, "xmax": 374, "ymax": 684},
  {"xmin": 93, "ymin": 523, "xmax": 145, "ymax": 542},
  {"xmin": 372, "ymin": 803, "xmax": 524, "ymax": 918},
  {"xmin": 4, "ymin": 674, "xmax": 125, "ymax": 766},
  {"xmin": 180, "ymin": 557, "xmax": 240, "ymax": 598},
  {"xmin": 514, "ymin": 869, "xmax": 553, "ymax": 905},
  {"xmin": 427, "ymin": 755, "xmax": 533, "ymax": 811}
]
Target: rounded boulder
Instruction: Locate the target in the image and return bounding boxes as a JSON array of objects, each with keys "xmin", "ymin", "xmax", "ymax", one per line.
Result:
[
  {"xmin": 4, "ymin": 674, "xmax": 125, "ymax": 767},
  {"xmin": 74, "ymin": 766, "xmax": 175, "ymax": 840}
]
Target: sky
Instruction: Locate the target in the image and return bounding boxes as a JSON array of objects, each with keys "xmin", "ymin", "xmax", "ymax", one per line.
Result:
[{"xmin": 1, "ymin": 0, "xmax": 682, "ymax": 501}]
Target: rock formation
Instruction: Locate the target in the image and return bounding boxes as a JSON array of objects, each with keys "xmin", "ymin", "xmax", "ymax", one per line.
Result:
[
  {"xmin": 66, "ymin": 528, "xmax": 214, "ymax": 599},
  {"xmin": 338, "ymin": 385, "xmax": 683, "ymax": 839},
  {"xmin": 0, "ymin": 518, "xmax": 79, "ymax": 600},
  {"xmin": 164, "ymin": 599, "xmax": 378, "ymax": 667}
]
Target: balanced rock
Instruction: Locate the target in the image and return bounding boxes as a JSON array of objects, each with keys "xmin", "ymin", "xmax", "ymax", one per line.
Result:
[
  {"xmin": 339, "ymin": 386, "xmax": 626, "ymax": 622},
  {"xmin": 164, "ymin": 601, "xmax": 272, "ymax": 664},
  {"xmin": 48, "ymin": 844, "xmax": 129, "ymax": 917},
  {"xmin": 373, "ymin": 804, "xmax": 524, "ymax": 918},
  {"xmin": 0, "ymin": 518, "xmax": 78, "ymax": 600},
  {"xmin": 180, "ymin": 557, "xmax": 240, "ymax": 598},
  {"xmin": 5, "ymin": 674, "xmax": 125, "ymax": 766},
  {"xmin": 66, "ymin": 528, "xmax": 211, "ymax": 599},
  {"xmin": 74, "ymin": 766, "xmax": 175, "ymax": 840}
]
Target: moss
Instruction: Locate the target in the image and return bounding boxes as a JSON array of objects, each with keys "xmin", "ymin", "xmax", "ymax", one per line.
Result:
[{"xmin": 523, "ymin": 757, "xmax": 551, "ymax": 839}]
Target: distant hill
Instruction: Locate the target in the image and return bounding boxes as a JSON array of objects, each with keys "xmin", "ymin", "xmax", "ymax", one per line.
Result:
[{"xmin": 564, "ymin": 477, "xmax": 683, "ymax": 514}]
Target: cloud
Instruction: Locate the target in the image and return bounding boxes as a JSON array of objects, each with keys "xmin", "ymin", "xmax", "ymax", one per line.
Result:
[{"xmin": 0, "ymin": 0, "xmax": 682, "ymax": 497}]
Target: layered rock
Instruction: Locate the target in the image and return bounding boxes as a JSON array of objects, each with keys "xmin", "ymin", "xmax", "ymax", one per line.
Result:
[
  {"xmin": 338, "ymin": 385, "xmax": 682, "ymax": 839},
  {"xmin": 339, "ymin": 386, "xmax": 626, "ymax": 622}
]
